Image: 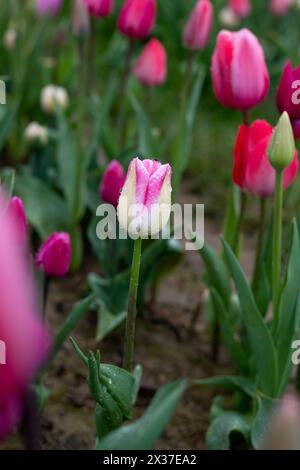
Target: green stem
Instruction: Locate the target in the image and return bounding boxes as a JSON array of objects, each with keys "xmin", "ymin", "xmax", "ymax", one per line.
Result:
[
  {"xmin": 117, "ymin": 39, "xmax": 135, "ymax": 150},
  {"xmin": 252, "ymin": 197, "xmax": 267, "ymax": 288},
  {"xmin": 272, "ymin": 170, "xmax": 283, "ymax": 329},
  {"xmin": 232, "ymin": 191, "xmax": 247, "ymax": 256},
  {"xmin": 123, "ymin": 237, "xmax": 142, "ymax": 372}
]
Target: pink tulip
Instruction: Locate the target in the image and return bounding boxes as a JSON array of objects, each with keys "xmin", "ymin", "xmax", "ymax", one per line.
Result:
[
  {"xmin": 117, "ymin": 0, "xmax": 156, "ymax": 40},
  {"xmin": 276, "ymin": 61, "xmax": 300, "ymax": 139},
  {"xmin": 228, "ymin": 0, "xmax": 251, "ymax": 18},
  {"xmin": 36, "ymin": 0, "xmax": 62, "ymax": 16},
  {"xmin": 233, "ymin": 120, "xmax": 298, "ymax": 197},
  {"xmin": 84, "ymin": 0, "xmax": 114, "ymax": 17},
  {"xmin": 8, "ymin": 197, "xmax": 27, "ymax": 246},
  {"xmin": 0, "ymin": 192, "xmax": 49, "ymax": 439},
  {"xmin": 118, "ymin": 158, "xmax": 172, "ymax": 237},
  {"xmin": 183, "ymin": 0, "xmax": 213, "ymax": 51},
  {"xmin": 36, "ymin": 232, "xmax": 71, "ymax": 277},
  {"xmin": 100, "ymin": 160, "xmax": 126, "ymax": 207},
  {"xmin": 134, "ymin": 39, "xmax": 167, "ymax": 86},
  {"xmin": 211, "ymin": 28, "xmax": 270, "ymax": 110},
  {"xmin": 269, "ymin": 0, "xmax": 292, "ymax": 16}
]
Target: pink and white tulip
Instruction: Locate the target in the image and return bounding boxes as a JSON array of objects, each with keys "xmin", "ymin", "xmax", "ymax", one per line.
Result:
[
  {"xmin": 183, "ymin": 0, "xmax": 213, "ymax": 51},
  {"xmin": 83, "ymin": 0, "xmax": 114, "ymax": 17},
  {"xmin": 228, "ymin": 0, "xmax": 251, "ymax": 18},
  {"xmin": 117, "ymin": 0, "xmax": 156, "ymax": 40},
  {"xmin": 117, "ymin": 158, "xmax": 172, "ymax": 238},
  {"xmin": 269, "ymin": 0, "xmax": 292, "ymax": 16},
  {"xmin": 134, "ymin": 39, "xmax": 167, "ymax": 87},
  {"xmin": 36, "ymin": 232, "xmax": 71, "ymax": 277},
  {"xmin": 100, "ymin": 160, "xmax": 126, "ymax": 207},
  {"xmin": 0, "ymin": 192, "xmax": 49, "ymax": 439},
  {"xmin": 8, "ymin": 197, "xmax": 27, "ymax": 246},
  {"xmin": 36, "ymin": 0, "xmax": 62, "ymax": 16},
  {"xmin": 211, "ymin": 28, "xmax": 269, "ymax": 110}
]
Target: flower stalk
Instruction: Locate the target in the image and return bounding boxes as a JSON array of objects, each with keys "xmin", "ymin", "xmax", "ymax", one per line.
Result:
[{"xmin": 272, "ymin": 170, "xmax": 283, "ymax": 328}]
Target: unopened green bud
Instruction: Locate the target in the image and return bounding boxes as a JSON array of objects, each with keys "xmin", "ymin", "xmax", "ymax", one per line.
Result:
[{"xmin": 268, "ymin": 112, "xmax": 295, "ymax": 171}]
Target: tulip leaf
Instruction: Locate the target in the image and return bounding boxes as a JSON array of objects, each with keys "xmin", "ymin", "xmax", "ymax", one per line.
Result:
[
  {"xmin": 96, "ymin": 379, "xmax": 186, "ymax": 450},
  {"xmin": 194, "ymin": 375, "xmax": 256, "ymax": 399},
  {"xmin": 251, "ymin": 395, "xmax": 278, "ymax": 450},
  {"xmin": 0, "ymin": 99, "xmax": 19, "ymax": 152},
  {"xmin": 274, "ymin": 220, "xmax": 300, "ymax": 394},
  {"xmin": 222, "ymin": 239, "xmax": 278, "ymax": 397},
  {"xmin": 130, "ymin": 93, "xmax": 158, "ymax": 156},
  {"xmin": 206, "ymin": 411, "xmax": 251, "ymax": 450},
  {"xmin": 223, "ymin": 186, "xmax": 241, "ymax": 251}
]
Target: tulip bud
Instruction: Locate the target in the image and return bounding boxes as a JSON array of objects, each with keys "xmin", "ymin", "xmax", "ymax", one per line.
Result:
[
  {"xmin": 228, "ymin": 0, "xmax": 251, "ymax": 18},
  {"xmin": 117, "ymin": 0, "xmax": 156, "ymax": 40},
  {"xmin": 211, "ymin": 28, "xmax": 269, "ymax": 110},
  {"xmin": 268, "ymin": 112, "xmax": 295, "ymax": 171},
  {"xmin": 3, "ymin": 28, "xmax": 17, "ymax": 51},
  {"xmin": 25, "ymin": 122, "xmax": 48, "ymax": 145},
  {"xmin": 40, "ymin": 85, "xmax": 69, "ymax": 114},
  {"xmin": 261, "ymin": 394, "xmax": 300, "ymax": 450},
  {"xmin": 269, "ymin": 0, "xmax": 292, "ymax": 16},
  {"xmin": 83, "ymin": 0, "xmax": 114, "ymax": 17},
  {"xmin": 100, "ymin": 160, "xmax": 126, "ymax": 207},
  {"xmin": 183, "ymin": 0, "xmax": 213, "ymax": 51},
  {"xmin": 36, "ymin": 232, "xmax": 71, "ymax": 277},
  {"xmin": 8, "ymin": 197, "xmax": 27, "ymax": 246},
  {"xmin": 134, "ymin": 38, "xmax": 167, "ymax": 87},
  {"xmin": 72, "ymin": 0, "xmax": 90, "ymax": 38},
  {"xmin": 117, "ymin": 158, "xmax": 172, "ymax": 238},
  {"xmin": 36, "ymin": 0, "xmax": 62, "ymax": 17}
]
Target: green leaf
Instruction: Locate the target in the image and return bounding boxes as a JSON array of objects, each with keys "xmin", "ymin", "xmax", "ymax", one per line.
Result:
[
  {"xmin": 223, "ymin": 186, "xmax": 240, "ymax": 250},
  {"xmin": 0, "ymin": 168, "xmax": 15, "ymax": 197},
  {"xmin": 251, "ymin": 395, "xmax": 278, "ymax": 450},
  {"xmin": 274, "ymin": 220, "xmax": 300, "ymax": 394},
  {"xmin": 194, "ymin": 375, "xmax": 256, "ymax": 399},
  {"xmin": 206, "ymin": 411, "xmax": 251, "ymax": 450},
  {"xmin": 50, "ymin": 294, "xmax": 96, "ymax": 362},
  {"xmin": 33, "ymin": 383, "xmax": 50, "ymax": 414},
  {"xmin": 222, "ymin": 239, "xmax": 278, "ymax": 397},
  {"xmin": 130, "ymin": 93, "xmax": 157, "ymax": 156},
  {"xmin": 14, "ymin": 173, "xmax": 71, "ymax": 238},
  {"xmin": 131, "ymin": 364, "xmax": 143, "ymax": 405},
  {"xmin": 96, "ymin": 379, "xmax": 187, "ymax": 450},
  {"xmin": 0, "ymin": 100, "xmax": 19, "ymax": 152},
  {"xmin": 210, "ymin": 289, "xmax": 249, "ymax": 373}
]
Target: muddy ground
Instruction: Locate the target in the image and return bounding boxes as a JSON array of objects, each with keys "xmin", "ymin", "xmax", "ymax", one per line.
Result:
[{"xmin": 1, "ymin": 213, "xmax": 256, "ymax": 450}]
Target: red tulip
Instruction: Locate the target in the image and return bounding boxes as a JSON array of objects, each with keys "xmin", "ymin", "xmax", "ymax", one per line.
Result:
[
  {"xmin": 84, "ymin": 0, "xmax": 114, "ymax": 17},
  {"xmin": 134, "ymin": 38, "xmax": 167, "ymax": 86},
  {"xmin": 276, "ymin": 61, "xmax": 300, "ymax": 139},
  {"xmin": 36, "ymin": 232, "xmax": 71, "ymax": 277},
  {"xmin": 0, "ymin": 192, "xmax": 49, "ymax": 439},
  {"xmin": 269, "ymin": 0, "xmax": 292, "ymax": 16},
  {"xmin": 8, "ymin": 197, "xmax": 27, "ymax": 246},
  {"xmin": 228, "ymin": 0, "xmax": 251, "ymax": 18},
  {"xmin": 183, "ymin": 0, "xmax": 213, "ymax": 51},
  {"xmin": 100, "ymin": 160, "xmax": 126, "ymax": 207},
  {"xmin": 211, "ymin": 28, "xmax": 269, "ymax": 111},
  {"xmin": 233, "ymin": 120, "xmax": 298, "ymax": 197},
  {"xmin": 117, "ymin": 0, "xmax": 156, "ymax": 40}
]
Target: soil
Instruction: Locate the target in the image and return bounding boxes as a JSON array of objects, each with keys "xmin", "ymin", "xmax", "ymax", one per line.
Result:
[{"xmin": 1, "ymin": 213, "xmax": 256, "ymax": 451}]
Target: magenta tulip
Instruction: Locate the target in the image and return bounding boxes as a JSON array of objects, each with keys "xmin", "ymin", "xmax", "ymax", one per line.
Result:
[
  {"xmin": 84, "ymin": 0, "xmax": 114, "ymax": 17},
  {"xmin": 276, "ymin": 61, "xmax": 300, "ymax": 139},
  {"xmin": 36, "ymin": 0, "xmax": 62, "ymax": 16},
  {"xmin": 269, "ymin": 0, "xmax": 292, "ymax": 16},
  {"xmin": 228, "ymin": 0, "xmax": 251, "ymax": 18},
  {"xmin": 211, "ymin": 28, "xmax": 269, "ymax": 111},
  {"xmin": 183, "ymin": 0, "xmax": 213, "ymax": 51},
  {"xmin": 117, "ymin": 0, "xmax": 156, "ymax": 40},
  {"xmin": 0, "ymin": 192, "xmax": 49, "ymax": 439},
  {"xmin": 134, "ymin": 39, "xmax": 167, "ymax": 86},
  {"xmin": 7, "ymin": 197, "xmax": 27, "ymax": 246},
  {"xmin": 233, "ymin": 120, "xmax": 299, "ymax": 197},
  {"xmin": 36, "ymin": 233, "xmax": 71, "ymax": 277},
  {"xmin": 100, "ymin": 160, "xmax": 126, "ymax": 207}
]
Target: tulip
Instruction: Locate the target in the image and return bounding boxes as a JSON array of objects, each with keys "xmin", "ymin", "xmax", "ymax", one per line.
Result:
[
  {"xmin": 228, "ymin": 0, "xmax": 251, "ymax": 18},
  {"xmin": 8, "ymin": 197, "xmax": 27, "ymax": 246},
  {"xmin": 276, "ymin": 61, "xmax": 300, "ymax": 139},
  {"xmin": 219, "ymin": 7, "xmax": 240, "ymax": 28},
  {"xmin": 36, "ymin": 233, "xmax": 71, "ymax": 277},
  {"xmin": 36, "ymin": 0, "xmax": 62, "ymax": 16},
  {"xmin": 83, "ymin": 0, "xmax": 114, "ymax": 17},
  {"xmin": 25, "ymin": 122, "xmax": 48, "ymax": 145},
  {"xmin": 211, "ymin": 28, "xmax": 270, "ymax": 111},
  {"xmin": 72, "ymin": 0, "xmax": 90, "ymax": 37},
  {"xmin": 117, "ymin": 0, "xmax": 156, "ymax": 40},
  {"xmin": 40, "ymin": 85, "xmax": 69, "ymax": 114},
  {"xmin": 0, "ymin": 192, "xmax": 48, "ymax": 440},
  {"xmin": 100, "ymin": 160, "xmax": 126, "ymax": 207},
  {"xmin": 268, "ymin": 112, "xmax": 295, "ymax": 171},
  {"xmin": 183, "ymin": 0, "xmax": 213, "ymax": 51},
  {"xmin": 117, "ymin": 158, "xmax": 172, "ymax": 238},
  {"xmin": 233, "ymin": 119, "xmax": 298, "ymax": 197},
  {"xmin": 133, "ymin": 39, "xmax": 167, "ymax": 87},
  {"xmin": 269, "ymin": 0, "xmax": 292, "ymax": 16}
]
